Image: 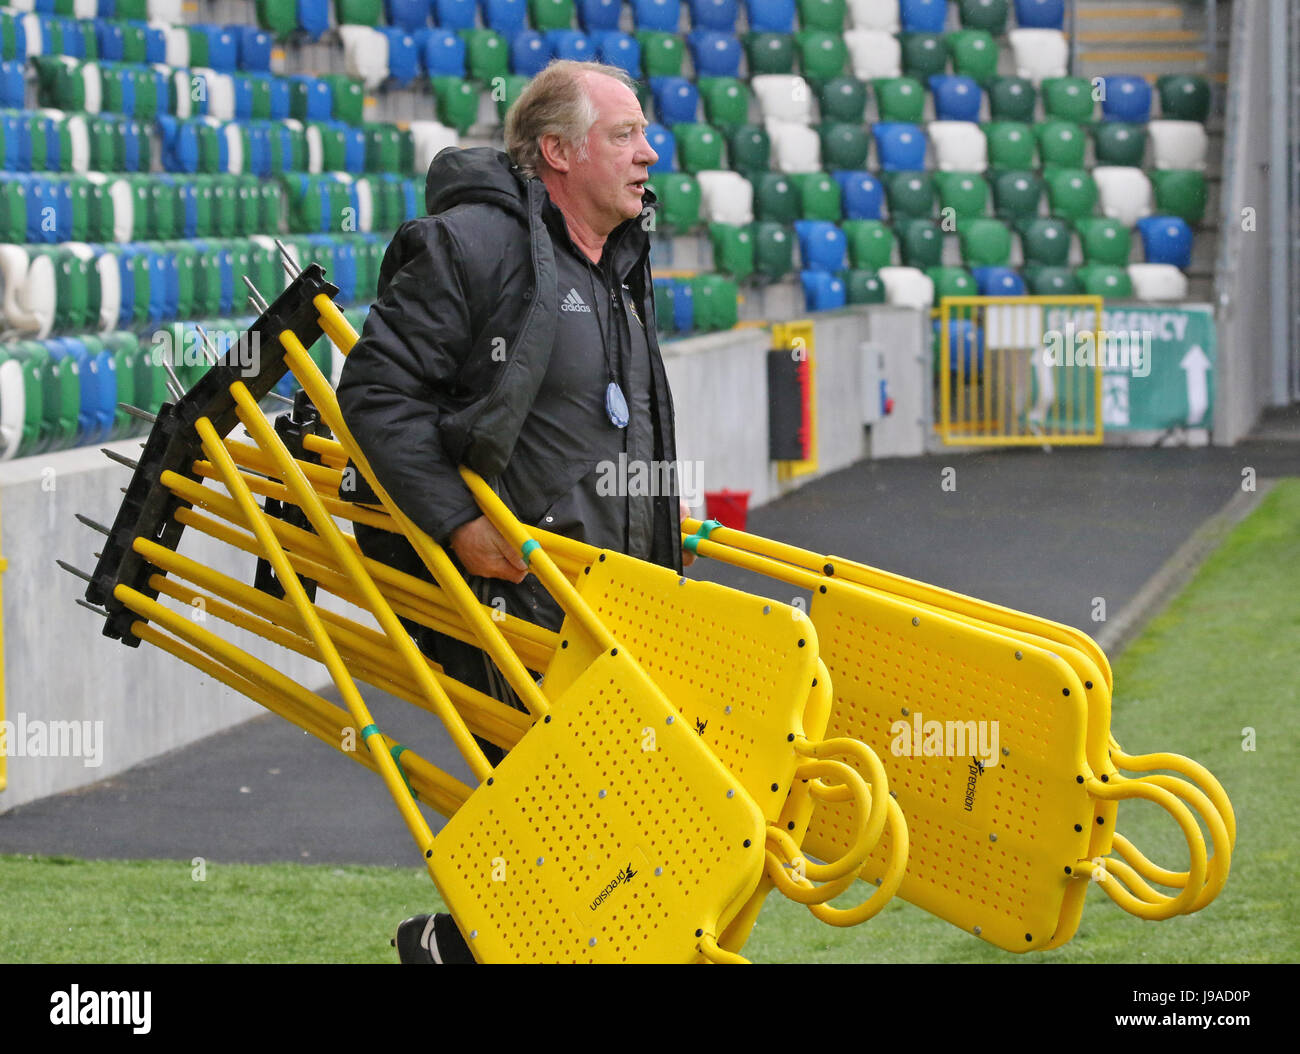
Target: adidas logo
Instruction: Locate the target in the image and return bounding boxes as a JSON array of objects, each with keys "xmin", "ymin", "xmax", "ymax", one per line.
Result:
[{"xmin": 560, "ymin": 288, "xmax": 591, "ymax": 313}]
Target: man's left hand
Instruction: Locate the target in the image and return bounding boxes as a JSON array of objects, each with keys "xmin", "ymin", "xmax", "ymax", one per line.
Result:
[{"xmin": 679, "ymin": 500, "xmax": 696, "ymax": 568}]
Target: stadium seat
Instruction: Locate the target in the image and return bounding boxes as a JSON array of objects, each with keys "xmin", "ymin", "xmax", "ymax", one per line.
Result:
[
  {"xmin": 991, "ymin": 169, "xmax": 1043, "ymax": 221},
  {"xmin": 795, "ymin": 171, "xmax": 841, "ymax": 220},
  {"xmin": 1035, "ymin": 120, "xmax": 1085, "ymax": 168},
  {"xmin": 1041, "ymin": 77, "xmax": 1095, "ymax": 123},
  {"xmin": 425, "ymin": 29, "xmax": 468, "ymax": 75},
  {"xmin": 673, "ymin": 122, "xmax": 724, "ymax": 172},
  {"xmin": 387, "ymin": 0, "xmax": 432, "ymax": 29},
  {"xmin": 878, "ymin": 265, "xmax": 934, "ymax": 308},
  {"xmin": 897, "ymin": 218, "xmax": 942, "ymax": 267},
  {"xmin": 873, "ymin": 76, "xmax": 924, "ymax": 122},
  {"xmin": 299, "ymin": 0, "xmax": 331, "ymax": 40},
  {"xmin": 751, "ymin": 220, "xmax": 794, "ymax": 278},
  {"xmin": 547, "ymin": 29, "xmax": 594, "ymax": 61},
  {"xmin": 844, "ymin": 30, "xmax": 901, "ymax": 80},
  {"xmin": 651, "ymin": 77, "xmax": 699, "ymax": 124},
  {"xmin": 650, "ymin": 172, "xmax": 700, "ymax": 230},
  {"xmin": 884, "ymin": 170, "xmax": 935, "ymax": 218},
  {"xmin": 929, "ymin": 121, "xmax": 987, "ymax": 172},
  {"xmin": 1093, "ymin": 122, "xmax": 1146, "ymax": 167},
  {"xmin": 927, "ymin": 265, "xmax": 977, "ymax": 299},
  {"xmin": 530, "ymin": 0, "xmax": 576, "ymax": 29},
  {"xmin": 900, "ymin": 0, "xmax": 946, "ymax": 33},
  {"xmin": 409, "ymin": 119, "xmax": 458, "ymax": 172},
  {"xmin": 698, "ymin": 171, "xmax": 754, "ymax": 224},
  {"xmin": 726, "ymin": 124, "xmax": 770, "ymax": 175},
  {"xmin": 698, "ymin": 77, "xmax": 749, "ymax": 130},
  {"xmin": 801, "ymin": 270, "xmax": 846, "ymax": 310},
  {"xmin": 1157, "ymin": 74, "xmax": 1210, "ymax": 123},
  {"xmin": 959, "ymin": 0, "xmax": 1008, "ymax": 34},
  {"xmin": 844, "ymin": 269, "xmax": 885, "ymax": 303},
  {"xmin": 1150, "ymin": 169, "xmax": 1207, "ymax": 225},
  {"xmin": 972, "ymin": 265, "xmax": 1025, "ymax": 295},
  {"xmin": 1019, "ymin": 216, "xmax": 1072, "ymax": 266},
  {"xmin": 930, "ymin": 74, "xmax": 982, "ymax": 122},
  {"xmin": 988, "ymin": 76, "xmax": 1036, "ymax": 122},
  {"xmin": 848, "ymin": 0, "xmax": 899, "ymax": 31},
  {"xmin": 578, "ymin": 0, "xmax": 623, "ymax": 29},
  {"xmin": 1075, "ymin": 263, "xmax": 1132, "ymax": 298},
  {"xmin": 959, "ymin": 217, "xmax": 1011, "ymax": 267},
  {"xmin": 745, "ymin": 31, "xmax": 796, "ymax": 75},
  {"xmin": 946, "ymin": 29, "xmax": 998, "ymax": 86},
  {"xmin": 753, "ymin": 172, "xmax": 799, "ymax": 221},
  {"xmin": 689, "ymin": 29, "xmax": 742, "ymax": 78},
  {"xmin": 834, "ymin": 170, "xmax": 883, "ymax": 220},
  {"xmin": 509, "ymin": 31, "xmax": 551, "ymax": 76},
  {"xmin": 1008, "ymin": 28, "xmax": 1067, "ymax": 84},
  {"xmin": 1147, "ymin": 120, "xmax": 1209, "ymax": 171},
  {"xmin": 842, "ymin": 218, "xmax": 894, "ymax": 268},
  {"xmin": 818, "ymin": 76, "xmax": 868, "ymax": 123},
  {"xmin": 1014, "ymin": 0, "xmax": 1065, "ymax": 29},
  {"xmin": 1044, "ymin": 168, "xmax": 1097, "ymax": 223},
  {"xmin": 768, "ymin": 120, "xmax": 821, "ymax": 172},
  {"xmin": 708, "ymin": 221, "xmax": 755, "ymax": 279},
  {"xmin": 1093, "ymin": 166, "xmax": 1152, "ymax": 227},
  {"xmin": 819, "ymin": 122, "xmax": 870, "ymax": 169},
  {"xmin": 594, "ymin": 31, "xmax": 642, "ymax": 76},
  {"xmin": 900, "ymin": 32, "xmax": 947, "ymax": 79},
  {"xmin": 691, "ymin": 0, "xmax": 740, "ymax": 31},
  {"xmin": 1100, "ymin": 75, "xmax": 1151, "ymax": 124},
  {"xmin": 796, "ymin": 30, "xmax": 848, "ymax": 85},
  {"xmin": 1136, "ymin": 215, "xmax": 1193, "ymax": 269},
  {"xmin": 463, "ymin": 29, "xmax": 509, "ymax": 82},
  {"xmin": 747, "ymin": 0, "xmax": 796, "ymax": 32},
  {"xmin": 794, "ymin": 218, "xmax": 847, "ymax": 271},
  {"xmin": 646, "ymin": 123, "xmax": 675, "ymax": 171},
  {"xmin": 1126, "ymin": 262, "xmax": 1187, "ymax": 300},
  {"xmin": 873, "ymin": 122, "xmax": 926, "ymax": 171},
  {"xmin": 984, "ymin": 121, "xmax": 1035, "ymax": 170},
  {"xmin": 633, "ymin": 0, "xmax": 681, "ymax": 32},
  {"xmin": 1075, "ymin": 216, "xmax": 1131, "ymax": 266},
  {"xmin": 797, "ymin": 0, "xmax": 846, "ymax": 30},
  {"xmin": 1025, "ymin": 264, "xmax": 1081, "ymax": 294},
  {"xmin": 934, "ymin": 170, "xmax": 988, "ymax": 221},
  {"xmin": 751, "ymin": 74, "xmax": 813, "ymax": 123}
]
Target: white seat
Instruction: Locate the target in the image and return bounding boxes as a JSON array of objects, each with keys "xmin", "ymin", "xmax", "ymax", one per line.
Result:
[
  {"xmin": 67, "ymin": 115, "xmax": 90, "ymax": 173},
  {"xmin": 80, "ymin": 61, "xmax": 102, "ymax": 115},
  {"xmin": 844, "ymin": 30, "xmax": 902, "ymax": 81},
  {"xmin": 750, "ymin": 75, "xmax": 814, "ymax": 125},
  {"xmin": 409, "ymin": 121, "xmax": 459, "ymax": 175},
  {"xmin": 5, "ymin": 0, "xmax": 35, "ymax": 12},
  {"xmin": 66, "ymin": 243, "xmax": 120, "ymax": 334},
  {"xmin": 163, "ymin": 25, "xmax": 190, "ymax": 69},
  {"xmin": 766, "ymin": 119, "xmax": 821, "ymax": 173},
  {"xmin": 203, "ymin": 71, "xmax": 236, "ymax": 121},
  {"xmin": 1008, "ymin": 29, "xmax": 1069, "ymax": 85},
  {"xmin": 22, "ymin": 14, "xmax": 42, "ymax": 57},
  {"xmin": 697, "ymin": 171, "xmax": 754, "ymax": 225},
  {"xmin": 848, "ymin": 0, "xmax": 900, "ymax": 31},
  {"xmin": 1147, "ymin": 120, "xmax": 1209, "ymax": 171},
  {"xmin": 0, "ymin": 247, "xmax": 55, "ymax": 339},
  {"xmin": 0, "ymin": 356, "xmax": 24, "ymax": 461},
  {"xmin": 222, "ymin": 123, "xmax": 244, "ymax": 174},
  {"xmin": 1093, "ymin": 166, "xmax": 1153, "ymax": 228},
  {"xmin": 928, "ymin": 121, "xmax": 987, "ymax": 172},
  {"xmin": 107, "ymin": 178, "xmax": 133, "ymax": 244},
  {"xmin": 171, "ymin": 70, "xmax": 194, "ymax": 120},
  {"xmin": 354, "ymin": 178, "xmax": 374, "ymax": 233},
  {"xmin": 339, "ymin": 25, "xmax": 391, "ymax": 91},
  {"xmin": 73, "ymin": 0, "xmax": 98, "ymax": 17},
  {"xmin": 149, "ymin": 0, "xmax": 183, "ymax": 18},
  {"xmin": 1127, "ymin": 263, "xmax": 1189, "ymax": 301},
  {"xmin": 878, "ymin": 266, "xmax": 935, "ymax": 309},
  {"xmin": 301, "ymin": 121, "xmax": 324, "ymax": 173}
]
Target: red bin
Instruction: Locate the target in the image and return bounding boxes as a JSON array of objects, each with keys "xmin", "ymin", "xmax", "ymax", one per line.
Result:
[{"xmin": 704, "ymin": 489, "xmax": 751, "ymax": 531}]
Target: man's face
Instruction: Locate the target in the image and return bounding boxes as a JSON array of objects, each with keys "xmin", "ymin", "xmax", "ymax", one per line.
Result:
[{"xmin": 570, "ymin": 74, "xmax": 659, "ymax": 231}]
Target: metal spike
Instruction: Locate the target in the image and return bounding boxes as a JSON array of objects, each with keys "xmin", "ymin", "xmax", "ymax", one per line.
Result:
[
  {"xmin": 76, "ymin": 513, "xmax": 111, "ymax": 535},
  {"xmin": 243, "ymin": 275, "xmax": 270, "ymax": 313},
  {"xmin": 118, "ymin": 402, "xmax": 157, "ymax": 424},
  {"xmin": 194, "ymin": 324, "xmax": 222, "ymax": 366},
  {"xmin": 56, "ymin": 559, "xmax": 94, "ymax": 584},
  {"xmin": 94, "ymin": 551, "xmax": 103, "ymax": 560},
  {"xmin": 275, "ymin": 238, "xmax": 302, "ymax": 279},
  {"xmin": 76, "ymin": 599, "xmax": 108, "ymax": 618},
  {"xmin": 160, "ymin": 356, "xmax": 185, "ymax": 400},
  {"xmin": 263, "ymin": 391, "xmax": 294, "ymax": 407},
  {"xmin": 101, "ymin": 448, "xmax": 139, "ymax": 471}
]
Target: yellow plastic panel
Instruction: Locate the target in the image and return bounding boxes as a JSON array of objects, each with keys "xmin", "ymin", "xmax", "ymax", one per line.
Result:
[
  {"xmin": 803, "ymin": 581, "xmax": 1094, "ymax": 952},
  {"xmin": 430, "ymin": 648, "xmax": 767, "ymax": 963}
]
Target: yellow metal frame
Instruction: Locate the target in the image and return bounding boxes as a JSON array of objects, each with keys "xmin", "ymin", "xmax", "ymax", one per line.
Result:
[{"xmin": 937, "ymin": 295, "xmax": 1105, "ymax": 448}]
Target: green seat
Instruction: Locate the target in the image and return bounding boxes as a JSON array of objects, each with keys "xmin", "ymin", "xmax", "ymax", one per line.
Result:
[
  {"xmin": 884, "ymin": 171, "xmax": 936, "ymax": 220},
  {"xmin": 7, "ymin": 343, "xmax": 46, "ymax": 456},
  {"xmin": 946, "ymin": 29, "xmax": 999, "ymax": 86},
  {"xmin": 638, "ymin": 32, "xmax": 685, "ymax": 77},
  {"xmin": 1041, "ymin": 77, "xmax": 1096, "ymax": 123},
  {"xmin": 898, "ymin": 219, "xmax": 943, "ymax": 268},
  {"xmin": 842, "ymin": 219, "xmax": 895, "ymax": 270},
  {"xmin": 727, "ymin": 125, "xmax": 771, "ymax": 177},
  {"xmin": 900, "ymin": 33, "xmax": 947, "ymax": 80},
  {"xmin": 796, "ymin": 30, "xmax": 848, "ymax": 86},
  {"xmin": 988, "ymin": 76, "xmax": 1036, "ymax": 122},
  {"xmin": 744, "ymin": 32, "xmax": 796, "ymax": 76},
  {"xmin": 1018, "ymin": 217, "xmax": 1073, "ymax": 267},
  {"xmin": 1075, "ymin": 217, "xmax": 1131, "ymax": 266},
  {"xmin": 797, "ymin": 0, "xmax": 846, "ymax": 31},
  {"xmin": 927, "ymin": 266, "xmax": 977, "ymax": 300},
  {"xmin": 213, "ymin": 177, "xmax": 238, "ymax": 237},
  {"xmin": 1, "ymin": 180, "xmax": 26, "ymax": 243},
  {"xmin": 983, "ymin": 121, "xmax": 1036, "ymax": 170},
  {"xmin": 492, "ymin": 74, "xmax": 530, "ymax": 122},
  {"xmin": 364, "ymin": 122, "xmax": 401, "ymax": 172},
  {"xmin": 934, "ymin": 171, "xmax": 989, "ymax": 224},
  {"xmin": 959, "ymin": 0, "xmax": 1009, "ymax": 34},
  {"xmin": 172, "ymin": 244, "xmax": 198, "ymax": 318},
  {"xmin": 990, "ymin": 170, "xmax": 1043, "ymax": 221},
  {"xmin": 709, "ymin": 223, "xmax": 755, "ymax": 281},
  {"xmin": 1025, "ymin": 265, "xmax": 1083, "ymax": 295},
  {"xmin": 1093, "ymin": 122, "xmax": 1146, "ymax": 167},
  {"xmin": 699, "ymin": 78, "xmax": 751, "ymax": 133},
  {"xmin": 432, "ymin": 77, "xmax": 480, "ymax": 135},
  {"xmin": 843, "ymin": 268, "xmax": 885, "ymax": 304},
  {"xmin": 796, "ymin": 172, "xmax": 842, "ymax": 221},
  {"xmin": 530, "ymin": 0, "xmax": 575, "ymax": 31},
  {"xmin": 1150, "ymin": 169, "xmax": 1207, "ymax": 225},
  {"xmin": 325, "ymin": 75, "xmax": 366, "ymax": 126},
  {"xmin": 187, "ymin": 27, "xmax": 211, "ymax": 69},
  {"xmin": 654, "ymin": 281, "xmax": 675, "ymax": 334},
  {"xmin": 1076, "ymin": 263, "xmax": 1133, "ymax": 298},
  {"xmin": 1157, "ymin": 74, "xmax": 1211, "ymax": 123},
  {"xmin": 818, "ymin": 76, "xmax": 867, "ymax": 124},
  {"xmin": 647, "ymin": 173, "xmax": 700, "ymax": 232},
  {"xmin": 754, "ymin": 173, "xmax": 800, "ymax": 223},
  {"xmin": 462, "ymin": 29, "xmax": 509, "ymax": 83},
  {"xmin": 959, "ymin": 217, "xmax": 1012, "ymax": 267},
  {"xmin": 119, "ymin": 21, "xmax": 148, "ymax": 63},
  {"xmin": 672, "ymin": 123, "xmax": 724, "ymax": 173},
  {"xmin": 148, "ymin": 182, "xmax": 178, "ymax": 240},
  {"xmin": 691, "ymin": 274, "xmax": 738, "ymax": 332},
  {"xmin": 1035, "ymin": 120, "xmax": 1086, "ymax": 168},
  {"xmin": 66, "ymin": 177, "xmax": 91, "ymax": 241},
  {"xmin": 40, "ymin": 340, "xmax": 82, "ymax": 450},
  {"xmin": 873, "ymin": 76, "xmax": 925, "ymax": 123},
  {"xmin": 751, "ymin": 221, "xmax": 794, "ymax": 279},
  {"xmin": 818, "ymin": 123, "xmax": 869, "ymax": 170},
  {"xmin": 336, "ymin": 0, "xmax": 383, "ymax": 23},
  {"xmin": 1044, "ymin": 168, "xmax": 1097, "ymax": 222},
  {"xmin": 315, "ymin": 121, "xmax": 350, "ymax": 170}
]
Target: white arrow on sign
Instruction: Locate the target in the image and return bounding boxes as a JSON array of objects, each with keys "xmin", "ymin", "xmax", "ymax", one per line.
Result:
[{"xmin": 1180, "ymin": 344, "xmax": 1211, "ymax": 426}]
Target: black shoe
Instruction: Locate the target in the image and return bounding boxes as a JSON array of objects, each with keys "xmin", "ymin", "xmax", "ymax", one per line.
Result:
[{"xmin": 393, "ymin": 913, "xmax": 476, "ymax": 964}]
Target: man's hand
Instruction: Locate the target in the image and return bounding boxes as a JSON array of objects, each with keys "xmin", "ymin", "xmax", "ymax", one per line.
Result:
[
  {"xmin": 680, "ymin": 500, "xmax": 696, "ymax": 568},
  {"xmin": 449, "ymin": 515, "xmax": 528, "ymax": 583}
]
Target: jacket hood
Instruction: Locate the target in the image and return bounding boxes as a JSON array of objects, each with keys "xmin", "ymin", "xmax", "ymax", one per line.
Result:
[{"xmin": 425, "ymin": 146, "xmax": 528, "ymax": 218}]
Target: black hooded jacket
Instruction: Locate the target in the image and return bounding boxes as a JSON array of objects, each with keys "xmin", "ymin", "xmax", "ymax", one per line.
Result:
[{"xmin": 336, "ymin": 146, "xmax": 683, "ymax": 580}]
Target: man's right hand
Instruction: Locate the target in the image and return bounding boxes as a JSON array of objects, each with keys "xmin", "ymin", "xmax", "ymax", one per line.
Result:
[{"xmin": 449, "ymin": 515, "xmax": 529, "ymax": 583}]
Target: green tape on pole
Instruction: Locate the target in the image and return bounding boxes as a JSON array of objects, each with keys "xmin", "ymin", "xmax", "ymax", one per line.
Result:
[
  {"xmin": 683, "ymin": 518, "xmax": 722, "ymax": 554},
  {"xmin": 390, "ymin": 743, "xmax": 416, "ymax": 801},
  {"xmin": 360, "ymin": 723, "xmax": 380, "ymax": 741},
  {"xmin": 521, "ymin": 538, "xmax": 540, "ymax": 565}
]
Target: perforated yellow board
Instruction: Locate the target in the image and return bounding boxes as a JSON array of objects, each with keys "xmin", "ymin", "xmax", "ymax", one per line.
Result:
[
  {"xmin": 430, "ymin": 648, "xmax": 767, "ymax": 963},
  {"xmin": 803, "ymin": 581, "xmax": 1094, "ymax": 952}
]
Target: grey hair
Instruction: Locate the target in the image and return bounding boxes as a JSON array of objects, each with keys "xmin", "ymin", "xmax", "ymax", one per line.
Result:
[{"xmin": 504, "ymin": 60, "xmax": 639, "ymax": 180}]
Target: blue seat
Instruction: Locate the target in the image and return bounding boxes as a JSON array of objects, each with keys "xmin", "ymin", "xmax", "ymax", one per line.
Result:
[
  {"xmin": 381, "ymin": 27, "xmax": 420, "ymax": 84},
  {"xmin": 578, "ymin": 0, "xmax": 623, "ymax": 30},
  {"xmin": 646, "ymin": 123, "xmax": 675, "ymax": 171},
  {"xmin": 929, "ymin": 74, "xmax": 982, "ymax": 122},
  {"xmin": 594, "ymin": 31, "xmax": 642, "ymax": 77},
  {"xmin": 158, "ymin": 116, "xmax": 200, "ymax": 173},
  {"xmin": 2, "ymin": 115, "xmax": 28, "ymax": 170},
  {"xmin": 234, "ymin": 77, "xmax": 255, "ymax": 120},
  {"xmin": 900, "ymin": 0, "xmax": 948, "ymax": 33},
  {"xmin": 934, "ymin": 318, "xmax": 985, "ymax": 373},
  {"xmin": 483, "ymin": 0, "xmax": 528, "ymax": 34},
  {"xmin": 744, "ymin": 0, "xmax": 795, "ymax": 33},
  {"xmin": 84, "ymin": 341, "xmax": 118, "ymax": 446},
  {"xmin": 334, "ymin": 241, "xmax": 358, "ymax": 302},
  {"xmin": 143, "ymin": 22, "xmax": 167, "ymax": 63},
  {"xmin": 671, "ymin": 277, "xmax": 694, "ymax": 331},
  {"xmin": 650, "ymin": 76, "xmax": 699, "ymax": 124},
  {"xmin": 633, "ymin": 0, "xmax": 681, "ymax": 32},
  {"xmin": 1101, "ymin": 75, "xmax": 1152, "ymax": 123},
  {"xmin": 232, "ymin": 26, "xmax": 273, "ymax": 72},
  {"xmin": 343, "ymin": 125, "xmax": 367, "ymax": 171},
  {"xmin": 689, "ymin": 0, "xmax": 739, "ymax": 31},
  {"xmin": 96, "ymin": 22, "xmax": 125, "ymax": 62},
  {"xmin": 436, "ymin": 0, "xmax": 479, "ymax": 29},
  {"xmin": 267, "ymin": 75, "xmax": 291, "ymax": 119},
  {"xmin": 198, "ymin": 26, "xmax": 239, "ymax": 72},
  {"xmin": 247, "ymin": 123, "xmax": 272, "ymax": 176},
  {"xmin": 122, "ymin": 119, "xmax": 147, "ymax": 172},
  {"xmin": 1014, "ymin": 0, "xmax": 1066, "ymax": 30},
  {"xmin": 48, "ymin": 340, "xmax": 96, "ymax": 444},
  {"xmin": 298, "ymin": 0, "xmax": 330, "ymax": 40},
  {"xmin": 872, "ymin": 122, "xmax": 927, "ymax": 171},
  {"xmin": 972, "ymin": 265, "xmax": 1026, "ymax": 295},
  {"xmin": 794, "ymin": 219, "xmax": 848, "ymax": 271},
  {"xmin": 687, "ymin": 30, "xmax": 742, "ymax": 78},
  {"xmin": 58, "ymin": 18, "xmax": 87, "ymax": 58},
  {"xmin": 510, "ymin": 31, "xmax": 551, "ymax": 75},
  {"xmin": 424, "ymin": 30, "xmax": 467, "ymax": 75},
  {"xmin": 387, "ymin": 0, "xmax": 432, "ymax": 31},
  {"xmin": 1137, "ymin": 215, "xmax": 1192, "ymax": 269},
  {"xmin": 801, "ymin": 270, "xmax": 847, "ymax": 311},
  {"xmin": 164, "ymin": 176, "xmax": 199, "ymax": 237},
  {"xmin": 0, "ymin": 61, "xmax": 23, "ymax": 109},
  {"xmin": 547, "ymin": 30, "xmax": 594, "ymax": 61},
  {"xmin": 214, "ymin": 244, "xmax": 234, "ymax": 313},
  {"xmin": 158, "ymin": 250, "xmax": 179, "ymax": 320},
  {"xmin": 834, "ymin": 171, "xmax": 884, "ymax": 220},
  {"xmin": 26, "ymin": 177, "xmax": 53, "ymax": 242}
]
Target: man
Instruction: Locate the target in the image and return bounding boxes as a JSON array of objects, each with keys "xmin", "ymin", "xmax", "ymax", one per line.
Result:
[{"xmin": 336, "ymin": 61, "xmax": 688, "ymax": 962}]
